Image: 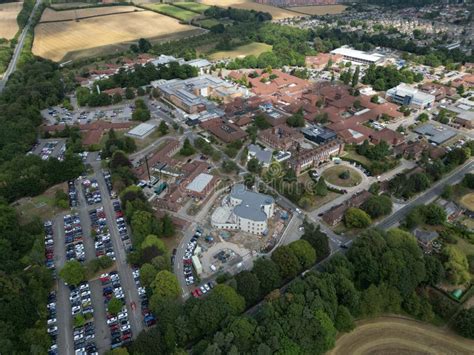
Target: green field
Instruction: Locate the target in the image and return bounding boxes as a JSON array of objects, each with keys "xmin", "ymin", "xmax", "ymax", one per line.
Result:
[
  {"xmin": 209, "ymin": 42, "xmax": 272, "ymax": 60},
  {"xmin": 143, "ymin": 3, "xmax": 197, "ymax": 22},
  {"xmin": 174, "ymin": 2, "xmax": 211, "ymax": 14},
  {"xmin": 195, "ymin": 17, "xmax": 233, "ymax": 29},
  {"xmin": 321, "ymin": 165, "xmax": 362, "ymax": 188}
]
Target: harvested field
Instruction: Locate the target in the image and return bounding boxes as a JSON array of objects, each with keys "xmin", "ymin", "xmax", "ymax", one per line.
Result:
[
  {"xmin": 209, "ymin": 42, "xmax": 272, "ymax": 60},
  {"xmin": 329, "ymin": 316, "xmax": 474, "ymax": 355},
  {"xmin": 460, "ymin": 192, "xmax": 474, "ymax": 211},
  {"xmin": 0, "ymin": 1, "xmax": 22, "ymax": 40},
  {"xmin": 287, "ymin": 4, "xmax": 346, "ymax": 16},
  {"xmin": 39, "ymin": 5, "xmax": 142, "ymax": 22},
  {"xmin": 143, "ymin": 3, "xmax": 197, "ymax": 22},
  {"xmin": 200, "ymin": 0, "xmax": 301, "ymax": 20},
  {"xmin": 33, "ymin": 10, "xmax": 204, "ymax": 62}
]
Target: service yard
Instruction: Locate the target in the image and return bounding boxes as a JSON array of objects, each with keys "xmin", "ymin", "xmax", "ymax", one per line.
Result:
[
  {"xmin": 200, "ymin": 0, "xmax": 301, "ymax": 20},
  {"xmin": 32, "ymin": 9, "xmax": 204, "ymax": 62},
  {"xmin": 0, "ymin": 1, "xmax": 22, "ymax": 40},
  {"xmin": 329, "ymin": 316, "xmax": 474, "ymax": 355}
]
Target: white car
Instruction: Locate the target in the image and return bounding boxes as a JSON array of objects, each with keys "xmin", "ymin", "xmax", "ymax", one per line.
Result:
[
  {"xmin": 107, "ymin": 317, "xmax": 118, "ymax": 325},
  {"xmin": 48, "ymin": 326, "xmax": 58, "ymax": 334},
  {"xmin": 71, "ymin": 306, "xmax": 81, "ymax": 315},
  {"xmin": 74, "ymin": 333, "xmax": 84, "ymax": 341},
  {"xmin": 121, "ymin": 323, "xmax": 131, "ymax": 332},
  {"xmin": 137, "ymin": 287, "xmax": 146, "ymax": 296},
  {"xmin": 200, "ymin": 286, "xmax": 207, "ymax": 294},
  {"xmin": 118, "ymin": 311, "xmax": 128, "ymax": 320},
  {"xmin": 47, "ymin": 318, "xmax": 57, "ymax": 325}
]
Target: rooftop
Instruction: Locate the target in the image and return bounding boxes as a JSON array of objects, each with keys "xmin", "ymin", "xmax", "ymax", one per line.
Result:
[
  {"xmin": 230, "ymin": 184, "xmax": 274, "ymax": 222},
  {"xmin": 330, "ymin": 46, "xmax": 385, "ymax": 63},
  {"xmin": 186, "ymin": 173, "xmax": 214, "ymax": 193}
]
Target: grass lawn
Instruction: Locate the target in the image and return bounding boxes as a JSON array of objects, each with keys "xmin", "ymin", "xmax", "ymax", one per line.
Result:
[
  {"xmin": 322, "ymin": 165, "xmax": 362, "ymax": 188},
  {"xmin": 342, "ymin": 149, "xmax": 371, "ymax": 167},
  {"xmin": 195, "ymin": 17, "xmax": 233, "ymax": 29},
  {"xmin": 174, "ymin": 2, "xmax": 211, "ymax": 13},
  {"xmin": 143, "ymin": 4, "xmax": 198, "ymax": 21},
  {"xmin": 14, "ymin": 183, "xmax": 68, "ymax": 224},
  {"xmin": 459, "ymin": 192, "xmax": 474, "ymax": 212},
  {"xmin": 209, "ymin": 42, "xmax": 272, "ymax": 60}
]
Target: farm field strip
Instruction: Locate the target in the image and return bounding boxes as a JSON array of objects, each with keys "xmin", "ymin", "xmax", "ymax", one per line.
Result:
[
  {"xmin": 39, "ymin": 6, "xmax": 142, "ymax": 22},
  {"xmin": 173, "ymin": 2, "xmax": 211, "ymax": 14},
  {"xmin": 285, "ymin": 4, "xmax": 347, "ymax": 16},
  {"xmin": 0, "ymin": 1, "xmax": 23, "ymax": 40},
  {"xmin": 329, "ymin": 316, "xmax": 474, "ymax": 355},
  {"xmin": 33, "ymin": 11, "xmax": 201, "ymax": 62},
  {"xmin": 142, "ymin": 3, "xmax": 197, "ymax": 22},
  {"xmin": 200, "ymin": 0, "xmax": 301, "ymax": 20}
]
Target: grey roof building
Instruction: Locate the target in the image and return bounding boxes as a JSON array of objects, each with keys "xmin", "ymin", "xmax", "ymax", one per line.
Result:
[
  {"xmin": 248, "ymin": 144, "xmax": 273, "ymax": 167},
  {"xmin": 413, "ymin": 124, "xmax": 457, "ymax": 145},
  {"xmin": 301, "ymin": 124, "xmax": 337, "ymax": 145}
]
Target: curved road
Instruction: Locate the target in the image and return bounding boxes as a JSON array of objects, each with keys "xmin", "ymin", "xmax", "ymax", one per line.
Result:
[{"xmin": 0, "ymin": 0, "xmax": 41, "ymax": 93}]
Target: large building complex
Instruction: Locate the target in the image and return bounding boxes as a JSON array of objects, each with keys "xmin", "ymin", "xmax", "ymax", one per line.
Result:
[
  {"xmin": 330, "ymin": 46, "xmax": 385, "ymax": 65},
  {"xmin": 386, "ymin": 83, "xmax": 436, "ymax": 109},
  {"xmin": 211, "ymin": 184, "xmax": 275, "ymax": 235}
]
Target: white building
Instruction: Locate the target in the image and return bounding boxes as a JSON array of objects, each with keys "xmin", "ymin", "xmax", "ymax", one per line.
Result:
[
  {"xmin": 211, "ymin": 184, "xmax": 274, "ymax": 235},
  {"xmin": 386, "ymin": 83, "xmax": 435, "ymax": 109},
  {"xmin": 126, "ymin": 122, "xmax": 156, "ymax": 139},
  {"xmin": 330, "ymin": 46, "xmax": 385, "ymax": 65}
]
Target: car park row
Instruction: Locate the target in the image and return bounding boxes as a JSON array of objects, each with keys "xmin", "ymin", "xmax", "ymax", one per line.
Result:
[
  {"xmin": 182, "ymin": 229, "xmax": 203, "ymax": 286},
  {"xmin": 45, "ymin": 221, "xmax": 59, "ymax": 355},
  {"xmin": 82, "ymin": 179, "xmax": 102, "ymax": 205},
  {"xmin": 100, "ymin": 271, "xmax": 133, "ymax": 349},
  {"xmin": 112, "ymin": 200, "xmax": 133, "ymax": 252},
  {"xmin": 62, "ymin": 214, "xmax": 99, "ymax": 354},
  {"xmin": 90, "ymin": 207, "xmax": 116, "ymax": 260},
  {"xmin": 131, "ymin": 267, "xmax": 156, "ymax": 328},
  {"xmin": 68, "ymin": 180, "xmax": 78, "ymax": 207}
]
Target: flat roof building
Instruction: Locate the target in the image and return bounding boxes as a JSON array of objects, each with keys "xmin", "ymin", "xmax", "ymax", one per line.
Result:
[
  {"xmin": 126, "ymin": 122, "xmax": 156, "ymax": 139},
  {"xmin": 413, "ymin": 123, "xmax": 457, "ymax": 145},
  {"xmin": 248, "ymin": 144, "xmax": 273, "ymax": 167},
  {"xmin": 386, "ymin": 84, "xmax": 435, "ymax": 109},
  {"xmin": 186, "ymin": 173, "xmax": 215, "ymax": 194},
  {"xmin": 330, "ymin": 46, "xmax": 385, "ymax": 65},
  {"xmin": 301, "ymin": 124, "xmax": 337, "ymax": 145}
]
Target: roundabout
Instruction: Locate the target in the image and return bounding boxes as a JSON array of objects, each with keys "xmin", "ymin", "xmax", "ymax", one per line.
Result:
[{"xmin": 321, "ymin": 165, "xmax": 363, "ymax": 188}]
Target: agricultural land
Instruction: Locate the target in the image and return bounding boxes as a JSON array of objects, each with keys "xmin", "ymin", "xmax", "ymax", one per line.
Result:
[
  {"xmin": 0, "ymin": 1, "xmax": 22, "ymax": 40},
  {"xmin": 32, "ymin": 8, "xmax": 204, "ymax": 62},
  {"xmin": 200, "ymin": 0, "xmax": 301, "ymax": 20},
  {"xmin": 329, "ymin": 316, "xmax": 474, "ymax": 355}
]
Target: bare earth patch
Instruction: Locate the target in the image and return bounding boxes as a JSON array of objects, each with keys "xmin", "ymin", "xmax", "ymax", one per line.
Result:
[
  {"xmin": 329, "ymin": 316, "xmax": 474, "ymax": 355},
  {"xmin": 0, "ymin": 1, "xmax": 22, "ymax": 40},
  {"xmin": 33, "ymin": 10, "xmax": 203, "ymax": 62}
]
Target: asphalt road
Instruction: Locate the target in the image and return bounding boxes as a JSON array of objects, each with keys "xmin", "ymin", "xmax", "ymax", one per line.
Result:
[
  {"xmin": 377, "ymin": 159, "xmax": 474, "ymax": 229},
  {"xmin": 0, "ymin": 0, "xmax": 41, "ymax": 92},
  {"xmin": 92, "ymin": 163, "xmax": 144, "ymax": 337}
]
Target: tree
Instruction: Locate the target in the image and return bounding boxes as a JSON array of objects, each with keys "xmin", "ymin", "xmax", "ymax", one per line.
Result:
[
  {"xmin": 314, "ymin": 177, "xmax": 328, "ymax": 197},
  {"xmin": 462, "ymin": 173, "xmax": 474, "ymax": 189},
  {"xmin": 344, "ymin": 208, "xmax": 371, "ymax": 228},
  {"xmin": 423, "ymin": 255, "xmax": 445, "ymax": 285},
  {"xmin": 252, "ymin": 258, "xmax": 282, "ymax": 294},
  {"xmin": 422, "ymin": 203, "xmax": 446, "ymax": 225},
  {"xmin": 247, "ymin": 158, "xmax": 262, "ymax": 174},
  {"xmin": 140, "ymin": 263, "xmax": 158, "ymax": 287},
  {"xmin": 125, "ymin": 87, "xmax": 135, "ymax": 100},
  {"xmin": 132, "ymin": 108, "xmax": 150, "ymax": 122},
  {"xmin": 454, "ymin": 307, "xmax": 474, "ymax": 339},
  {"xmin": 112, "ymin": 93, "xmax": 122, "ymax": 104},
  {"xmin": 288, "ymin": 240, "xmax": 316, "ymax": 269},
  {"xmin": 150, "ymin": 271, "xmax": 180, "ymax": 303},
  {"xmin": 352, "ymin": 66, "xmax": 360, "ymax": 87},
  {"xmin": 271, "ymin": 245, "xmax": 301, "ymax": 279},
  {"xmin": 179, "ymin": 138, "xmax": 195, "ymax": 156},
  {"xmin": 235, "ymin": 271, "xmax": 261, "ymax": 306},
  {"xmin": 158, "ymin": 121, "xmax": 169, "ymax": 135},
  {"xmin": 361, "ymin": 195, "xmax": 392, "ymax": 218},
  {"xmin": 286, "ymin": 108, "xmax": 305, "ymax": 127},
  {"xmin": 441, "ymin": 185, "xmax": 453, "ymax": 199},
  {"xmin": 457, "ymin": 84, "xmax": 465, "ymax": 95},
  {"xmin": 335, "ymin": 306, "xmax": 355, "ymax": 332},
  {"xmin": 138, "ymin": 38, "xmax": 152, "ymax": 53},
  {"xmin": 108, "ymin": 297, "xmax": 123, "ymax": 315},
  {"xmin": 417, "ymin": 112, "xmax": 429, "ymax": 122},
  {"xmin": 442, "ymin": 245, "xmax": 470, "ymax": 285},
  {"xmin": 301, "ymin": 222, "xmax": 330, "ymax": 261},
  {"xmin": 59, "ymin": 260, "xmax": 86, "ymax": 286}
]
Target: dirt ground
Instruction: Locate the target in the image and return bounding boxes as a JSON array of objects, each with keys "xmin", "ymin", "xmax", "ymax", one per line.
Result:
[
  {"xmin": 0, "ymin": 1, "xmax": 22, "ymax": 40},
  {"xmin": 33, "ymin": 10, "xmax": 202, "ymax": 62},
  {"xmin": 329, "ymin": 316, "xmax": 474, "ymax": 355}
]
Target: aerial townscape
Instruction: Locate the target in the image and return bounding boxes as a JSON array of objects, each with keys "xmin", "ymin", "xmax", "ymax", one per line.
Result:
[{"xmin": 1, "ymin": 0, "xmax": 474, "ymax": 354}]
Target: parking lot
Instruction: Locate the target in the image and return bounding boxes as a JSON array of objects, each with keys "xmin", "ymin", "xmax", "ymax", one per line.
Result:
[
  {"xmin": 30, "ymin": 138, "xmax": 67, "ymax": 161},
  {"xmin": 41, "ymin": 104, "xmax": 133, "ymax": 126}
]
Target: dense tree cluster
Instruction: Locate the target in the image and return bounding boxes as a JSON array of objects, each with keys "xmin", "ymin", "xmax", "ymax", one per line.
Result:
[
  {"xmin": 204, "ymin": 6, "xmax": 272, "ymax": 22},
  {"xmin": 362, "ymin": 64, "xmax": 423, "ymax": 91}
]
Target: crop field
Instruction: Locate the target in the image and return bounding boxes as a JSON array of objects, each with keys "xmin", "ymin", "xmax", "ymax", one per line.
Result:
[
  {"xmin": 39, "ymin": 6, "xmax": 141, "ymax": 22},
  {"xmin": 200, "ymin": 0, "xmax": 300, "ymax": 20},
  {"xmin": 460, "ymin": 192, "xmax": 474, "ymax": 211},
  {"xmin": 0, "ymin": 1, "xmax": 22, "ymax": 40},
  {"xmin": 209, "ymin": 42, "xmax": 271, "ymax": 60},
  {"xmin": 174, "ymin": 2, "xmax": 211, "ymax": 14},
  {"xmin": 33, "ymin": 10, "xmax": 204, "ymax": 62},
  {"xmin": 287, "ymin": 4, "xmax": 347, "ymax": 16},
  {"xmin": 329, "ymin": 316, "xmax": 474, "ymax": 355},
  {"xmin": 143, "ymin": 3, "xmax": 197, "ymax": 22}
]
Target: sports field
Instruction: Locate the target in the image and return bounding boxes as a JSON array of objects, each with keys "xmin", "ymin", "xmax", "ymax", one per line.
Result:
[
  {"xmin": 329, "ymin": 316, "xmax": 474, "ymax": 355},
  {"xmin": 200, "ymin": 0, "xmax": 300, "ymax": 20},
  {"xmin": 287, "ymin": 4, "xmax": 347, "ymax": 16},
  {"xmin": 143, "ymin": 3, "xmax": 197, "ymax": 22},
  {"xmin": 0, "ymin": 1, "xmax": 22, "ymax": 40},
  {"xmin": 209, "ymin": 42, "xmax": 272, "ymax": 60},
  {"xmin": 33, "ymin": 10, "xmax": 203, "ymax": 62},
  {"xmin": 460, "ymin": 192, "xmax": 474, "ymax": 211}
]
